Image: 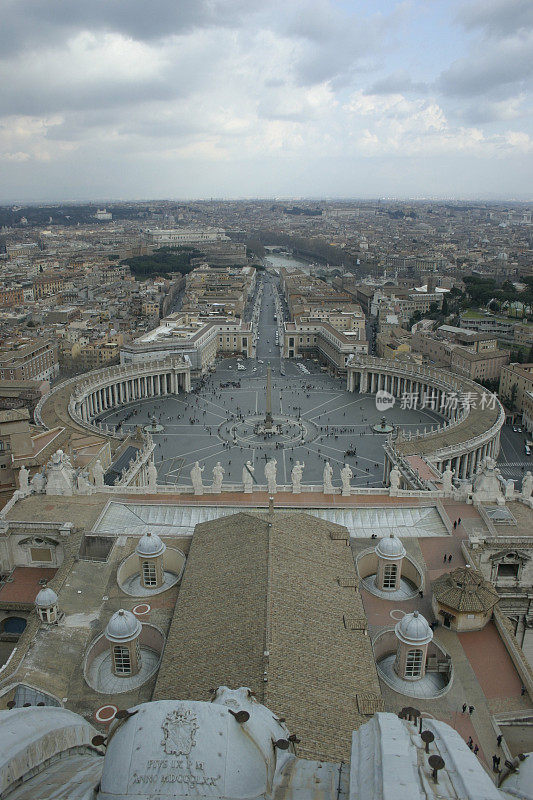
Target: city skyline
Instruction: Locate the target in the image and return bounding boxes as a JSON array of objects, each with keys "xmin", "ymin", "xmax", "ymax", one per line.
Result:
[{"xmin": 1, "ymin": 0, "xmax": 532, "ymax": 202}]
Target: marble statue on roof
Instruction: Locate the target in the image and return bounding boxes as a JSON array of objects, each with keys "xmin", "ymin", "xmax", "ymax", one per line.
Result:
[
  {"xmin": 30, "ymin": 467, "xmax": 46, "ymax": 493},
  {"xmin": 212, "ymin": 462, "xmax": 224, "ymax": 493},
  {"xmin": 76, "ymin": 470, "xmax": 92, "ymax": 495},
  {"xmin": 323, "ymin": 461, "xmax": 334, "ymax": 494},
  {"xmin": 442, "ymin": 465, "xmax": 454, "ymax": 494},
  {"xmin": 18, "ymin": 464, "xmax": 29, "ymax": 493},
  {"xmin": 242, "ymin": 461, "xmax": 254, "ymax": 493},
  {"xmin": 389, "ymin": 465, "xmax": 400, "ymax": 492},
  {"xmin": 147, "ymin": 460, "xmax": 158, "ymax": 491},
  {"xmin": 291, "ymin": 461, "xmax": 304, "ymax": 493},
  {"xmin": 45, "ymin": 449, "xmax": 75, "ymax": 496},
  {"xmin": 265, "ymin": 458, "xmax": 277, "ymax": 494},
  {"xmin": 472, "ymin": 456, "xmax": 505, "ymax": 504},
  {"xmin": 190, "ymin": 461, "xmax": 204, "ymax": 495},
  {"xmin": 341, "ymin": 463, "xmax": 353, "ymax": 496}
]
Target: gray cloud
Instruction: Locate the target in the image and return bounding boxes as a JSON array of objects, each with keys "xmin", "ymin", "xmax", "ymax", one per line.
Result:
[
  {"xmin": 0, "ymin": 0, "xmax": 266, "ymax": 55},
  {"xmin": 457, "ymin": 0, "xmax": 533, "ymax": 38},
  {"xmin": 365, "ymin": 71, "xmax": 429, "ymax": 96},
  {"xmin": 438, "ymin": 0, "xmax": 533, "ymax": 99},
  {"xmin": 438, "ymin": 34, "xmax": 533, "ymax": 97}
]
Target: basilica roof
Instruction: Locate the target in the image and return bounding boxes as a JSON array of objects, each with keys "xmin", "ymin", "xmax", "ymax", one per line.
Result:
[{"xmin": 432, "ymin": 566, "xmax": 499, "ymax": 614}]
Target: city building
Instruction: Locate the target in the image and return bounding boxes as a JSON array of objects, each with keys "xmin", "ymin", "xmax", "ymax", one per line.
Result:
[
  {"xmin": 283, "ymin": 320, "xmax": 368, "ymax": 372},
  {"xmin": 0, "ymin": 339, "xmax": 59, "ymax": 383},
  {"xmin": 499, "ymin": 363, "xmax": 533, "ymax": 413},
  {"xmin": 121, "ymin": 313, "xmax": 253, "ymax": 374}
]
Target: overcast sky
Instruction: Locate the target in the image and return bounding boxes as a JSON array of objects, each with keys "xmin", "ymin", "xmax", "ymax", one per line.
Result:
[{"xmin": 1, "ymin": 0, "xmax": 532, "ymax": 202}]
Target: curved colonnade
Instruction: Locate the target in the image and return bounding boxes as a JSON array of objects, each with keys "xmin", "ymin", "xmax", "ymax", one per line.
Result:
[
  {"xmin": 347, "ymin": 356, "xmax": 505, "ymax": 484},
  {"xmin": 69, "ymin": 358, "xmax": 191, "ymax": 431},
  {"xmin": 33, "ymin": 359, "xmax": 191, "ymax": 489}
]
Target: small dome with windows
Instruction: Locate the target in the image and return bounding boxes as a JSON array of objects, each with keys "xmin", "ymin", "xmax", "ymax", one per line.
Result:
[
  {"xmin": 135, "ymin": 531, "xmax": 165, "ymax": 558},
  {"xmin": 395, "ymin": 610, "xmax": 433, "ymax": 645},
  {"xmin": 35, "ymin": 587, "xmax": 58, "ymax": 608},
  {"xmin": 105, "ymin": 609, "xmax": 141, "ymax": 643},
  {"xmin": 375, "ymin": 533, "xmax": 406, "ymax": 560}
]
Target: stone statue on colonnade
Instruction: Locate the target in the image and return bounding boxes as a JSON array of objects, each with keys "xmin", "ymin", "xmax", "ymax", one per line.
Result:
[
  {"xmin": 147, "ymin": 460, "xmax": 158, "ymax": 491},
  {"xmin": 243, "ymin": 461, "xmax": 254, "ymax": 493},
  {"xmin": 389, "ymin": 466, "xmax": 400, "ymax": 493},
  {"xmin": 340, "ymin": 463, "xmax": 353, "ymax": 496},
  {"xmin": 212, "ymin": 462, "xmax": 225, "ymax": 493},
  {"xmin": 442, "ymin": 466, "xmax": 454, "ymax": 495},
  {"xmin": 190, "ymin": 461, "xmax": 205, "ymax": 495},
  {"xmin": 265, "ymin": 458, "xmax": 277, "ymax": 494},
  {"xmin": 291, "ymin": 461, "xmax": 305, "ymax": 494},
  {"xmin": 323, "ymin": 461, "xmax": 334, "ymax": 494}
]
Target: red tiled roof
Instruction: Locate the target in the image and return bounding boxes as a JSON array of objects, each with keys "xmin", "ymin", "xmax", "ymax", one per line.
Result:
[{"xmin": 0, "ymin": 566, "xmax": 58, "ymax": 604}]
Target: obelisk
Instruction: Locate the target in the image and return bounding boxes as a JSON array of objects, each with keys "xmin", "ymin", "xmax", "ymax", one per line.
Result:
[{"xmin": 265, "ymin": 364, "xmax": 273, "ymax": 430}]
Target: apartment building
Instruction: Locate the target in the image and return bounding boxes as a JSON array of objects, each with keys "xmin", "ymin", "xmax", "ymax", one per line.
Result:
[
  {"xmin": 499, "ymin": 363, "xmax": 533, "ymax": 411},
  {"xmin": 121, "ymin": 313, "xmax": 253, "ymax": 374},
  {"xmin": 283, "ymin": 320, "xmax": 368, "ymax": 372},
  {"xmin": 460, "ymin": 314, "xmax": 515, "ymax": 338},
  {"xmin": 376, "ymin": 326, "xmax": 413, "ymax": 359},
  {"xmin": 32, "ymin": 274, "xmax": 64, "ymax": 299},
  {"xmin": 411, "ymin": 327, "xmax": 509, "ymax": 380},
  {"xmin": 182, "ymin": 265, "xmax": 256, "ymax": 319},
  {"xmin": 78, "ymin": 334, "xmax": 124, "ymax": 369},
  {"xmin": 0, "ymin": 339, "xmax": 59, "ymax": 382},
  {"xmin": 0, "ymin": 286, "xmax": 25, "ymax": 307},
  {"xmin": 144, "ymin": 228, "xmax": 227, "ymax": 246},
  {"xmin": 450, "ymin": 347, "xmax": 510, "ymax": 381}
]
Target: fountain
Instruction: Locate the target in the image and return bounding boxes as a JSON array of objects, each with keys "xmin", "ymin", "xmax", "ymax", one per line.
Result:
[
  {"xmin": 144, "ymin": 415, "xmax": 164, "ymax": 434},
  {"xmin": 372, "ymin": 415, "xmax": 395, "ymax": 435}
]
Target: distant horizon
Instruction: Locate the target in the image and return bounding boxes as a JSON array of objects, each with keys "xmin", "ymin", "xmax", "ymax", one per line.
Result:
[{"xmin": 2, "ymin": 194, "xmax": 533, "ymax": 207}]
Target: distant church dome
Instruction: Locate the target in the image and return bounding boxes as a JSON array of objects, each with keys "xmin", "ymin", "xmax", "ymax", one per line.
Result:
[
  {"xmin": 105, "ymin": 609, "xmax": 141, "ymax": 643},
  {"xmin": 135, "ymin": 531, "xmax": 166, "ymax": 558},
  {"xmin": 35, "ymin": 587, "xmax": 58, "ymax": 608},
  {"xmin": 395, "ymin": 610, "xmax": 433, "ymax": 645},
  {"xmin": 376, "ymin": 533, "xmax": 406, "ymax": 560}
]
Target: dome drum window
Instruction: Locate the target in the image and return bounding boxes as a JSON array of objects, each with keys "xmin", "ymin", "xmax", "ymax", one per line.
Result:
[
  {"xmin": 135, "ymin": 532, "xmax": 166, "ymax": 590},
  {"xmin": 105, "ymin": 609, "xmax": 142, "ymax": 678},
  {"xmin": 394, "ymin": 611, "xmax": 433, "ymax": 681},
  {"xmin": 375, "ymin": 534, "xmax": 406, "ymax": 593}
]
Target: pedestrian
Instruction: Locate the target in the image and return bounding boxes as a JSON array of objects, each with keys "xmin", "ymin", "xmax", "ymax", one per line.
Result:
[
  {"xmin": 458, "ymin": 517, "xmax": 461, "ymax": 525},
  {"xmin": 448, "ymin": 554, "xmax": 452, "ymax": 563},
  {"xmin": 462, "ymin": 703, "xmax": 467, "ymax": 713},
  {"xmin": 443, "ymin": 554, "xmax": 447, "ymax": 563},
  {"xmin": 453, "ymin": 520, "xmax": 457, "ymax": 529},
  {"xmin": 469, "ymin": 705, "xmax": 474, "ymax": 715},
  {"xmin": 492, "ymin": 755, "xmax": 498, "ymax": 771},
  {"xmin": 467, "ymin": 736, "xmax": 473, "ymax": 749},
  {"xmin": 497, "ymin": 734, "xmax": 503, "ymax": 747},
  {"xmin": 474, "ymin": 744, "xmax": 479, "ymax": 755},
  {"xmin": 521, "ymin": 685, "xmax": 526, "ymax": 696}
]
